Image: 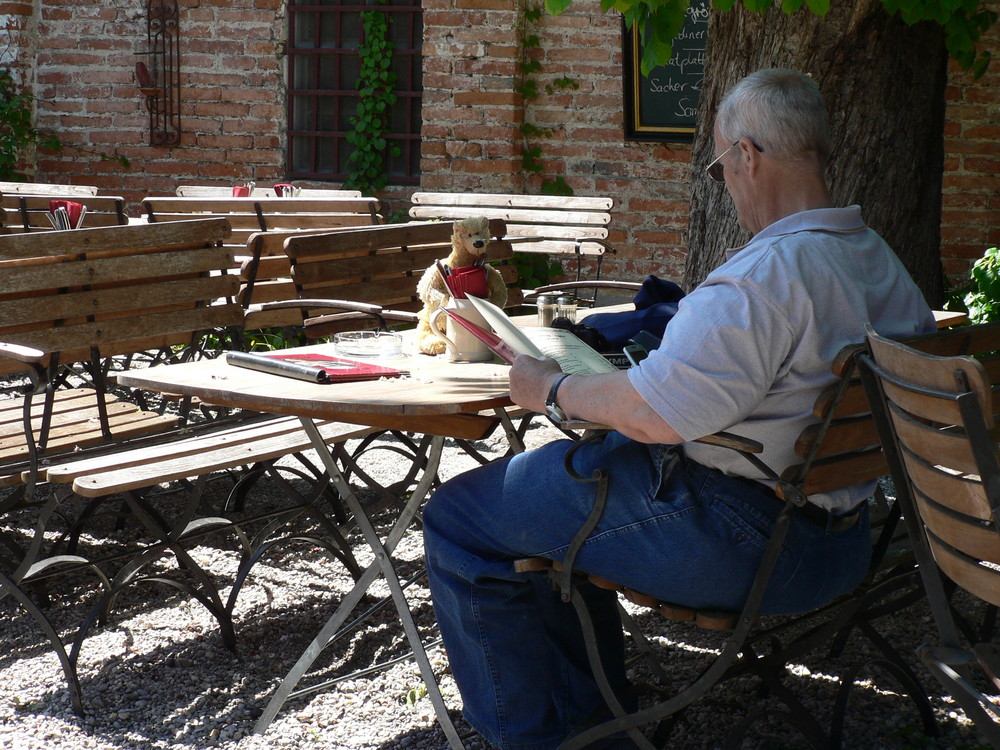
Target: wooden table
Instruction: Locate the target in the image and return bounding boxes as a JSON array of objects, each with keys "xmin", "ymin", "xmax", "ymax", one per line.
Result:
[{"xmin": 116, "ymin": 343, "xmax": 520, "ymax": 749}]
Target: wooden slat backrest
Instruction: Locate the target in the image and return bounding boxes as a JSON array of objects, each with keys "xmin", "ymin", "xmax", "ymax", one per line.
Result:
[
  {"xmin": 279, "ymin": 219, "xmax": 520, "ymax": 337},
  {"xmin": 786, "ymin": 322, "xmax": 1000, "ymax": 498},
  {"xmin": 143, "ymin": 195, "xmax": 383, "ymax": 248},
  {"xmin": 177, "ymin": 185, "xmax": 363, "ymax": 198},
  {"xmin": 408, "ymin": 191, "xmax": 614, "ymax": 257},
  {"xmin": 0, "ymin": 181, "xmax": 98, "ymax": 196},
  {"xmin": 1, "ymin": 194, "xmax": 128, "ymax": 232},
  {"xmin": 864, "ymin": 326, "xmax": 1000, "ymax": 607},
  {"xmin": 239, "ymin": 224, "xmax": 427, "ymax": 329},
  {"xmin": 0, "ymin": 218, "xmax": 242, "ymax": 377}
]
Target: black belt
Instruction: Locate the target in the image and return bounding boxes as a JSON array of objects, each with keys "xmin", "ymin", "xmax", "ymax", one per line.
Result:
[{"xmin": 794, "ymin": 499, "xmax": 861, "ymax": 532}]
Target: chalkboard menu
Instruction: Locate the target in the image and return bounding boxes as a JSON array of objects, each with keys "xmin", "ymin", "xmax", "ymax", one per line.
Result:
[{"xmin": 623, "ymin": 0, "xmax": 708, "ymax": 141}]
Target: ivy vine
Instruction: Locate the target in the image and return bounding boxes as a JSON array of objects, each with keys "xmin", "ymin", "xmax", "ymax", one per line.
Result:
[
  {"xmin": 0, "ymin": 69, "xmax": 59, "ymax": 180},
  {"xmin": 515, "ymin": 2, "xmax": 579, "ymax": 196},
  {"xmin": 344, "ymin": 6, "xmax": 401, "ymax": 193}
]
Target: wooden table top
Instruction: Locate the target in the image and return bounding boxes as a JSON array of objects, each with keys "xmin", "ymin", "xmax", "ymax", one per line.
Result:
[{"xmin": 115, "ymin": 342, "xmax": 514, "ymax": 436}]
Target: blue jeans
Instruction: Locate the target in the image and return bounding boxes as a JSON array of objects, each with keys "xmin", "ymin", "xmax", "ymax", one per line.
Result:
[{"xmin": 423, "ymin": 433, "xmax": 871, "ymax": 750}]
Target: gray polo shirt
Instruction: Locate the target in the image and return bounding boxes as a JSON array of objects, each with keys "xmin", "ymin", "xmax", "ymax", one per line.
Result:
[{"xmin": 628, "ymin": 206, "xmax": 935, "ymax": 513}]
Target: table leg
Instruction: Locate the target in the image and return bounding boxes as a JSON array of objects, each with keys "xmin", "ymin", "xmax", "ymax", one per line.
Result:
[{"xmin": 254, "ymin": 420, "xmax": 463, "ymax": 749}]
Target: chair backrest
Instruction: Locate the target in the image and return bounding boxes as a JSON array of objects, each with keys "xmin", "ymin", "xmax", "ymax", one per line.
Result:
[
  {"xmin": 1, "ymin": 193, "xmax": 129, "ymax": 232},
  {"xmin": 239, "ymin": 224, "xmax": 400, "ymax": 330},
  {"xmin": 280, "ymin": 219, "xmax": 520, "ymax": 338},
  {"xmin": 408, "ymin": 191, "xmax": 614, "ymax": 258},
  {"xmin": 0, "ymin": 218, "xmax": 242, "ymax": 377},
  {"xmin": 862, "ymin": 325, "xmax": 1000, "ymax": 607},
  {"xmin": 768, "ymin": 344, "xmax": 886, "ymax": 501},
  {"xmin": 0, "ymin": 181, "xmax": 98, "ymax": 196},
  {"xmin": 861, "ymin": 322, "xmax": 1000, "ymax": 747},
  {"xmin": 176, "ymin": 184, "xmax": 363, "ymax": 198},
  {"xmin": 142, "ymin": 195, "xmax": 382, "ymax": 247}
]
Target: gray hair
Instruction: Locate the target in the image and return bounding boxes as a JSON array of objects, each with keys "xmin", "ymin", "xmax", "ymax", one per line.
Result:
[{"xmin": 716, "ymin": 69, "xmax": 831, "ymax": 164}]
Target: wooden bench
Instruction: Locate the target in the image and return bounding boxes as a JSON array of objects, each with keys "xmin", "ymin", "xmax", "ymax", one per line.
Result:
[
  {"xmin": 142, "ymin": 195, "xmax": 383, "ymax": 247},
  {"xmin": 265, "ymin": 219, "xmax": 522, "ymax": 339},
  {"xmin": 408, "ymin": 191, "xmax": 617, "ymax": 279},
  {"xmin": 1, "ymin": 193, "xmax": 129, "ymax": 232},
  {"xmin": 0, "ymin": 218, "xmax": 377, "ymax": 714}
]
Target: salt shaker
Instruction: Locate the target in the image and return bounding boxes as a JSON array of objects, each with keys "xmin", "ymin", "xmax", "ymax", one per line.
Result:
[
  {"xmin": 536, "ymin": 294, "xmax": 557, "ymax": 326},
  {"xmin": 556, "ymin": 295, "xmax": 577, "ymax": 324}
]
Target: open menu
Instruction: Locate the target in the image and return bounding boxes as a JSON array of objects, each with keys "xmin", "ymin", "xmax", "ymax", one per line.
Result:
[
  {"xmin": 457, "ymin": 296, "xmax": 619, "ymax": 376},
  {"xmin": 225, "ymin": 351, "xmax": 405, "ymax": 384}
]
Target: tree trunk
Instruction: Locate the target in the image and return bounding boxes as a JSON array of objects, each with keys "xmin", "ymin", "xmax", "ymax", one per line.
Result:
[{"xmin": 684, "ymin": 0, "xmax": 948, "ymax": 307}]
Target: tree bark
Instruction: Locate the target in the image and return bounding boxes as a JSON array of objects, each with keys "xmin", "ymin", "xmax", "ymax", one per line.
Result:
[{"xmin": 684, "ymin": 0, "xmax": 948, "ymax": 306}]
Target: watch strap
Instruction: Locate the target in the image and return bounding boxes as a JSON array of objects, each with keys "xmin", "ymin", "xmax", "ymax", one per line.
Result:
[{"xmin": 546, "ymin": 373, "xmax": 571, "ymax": 409}]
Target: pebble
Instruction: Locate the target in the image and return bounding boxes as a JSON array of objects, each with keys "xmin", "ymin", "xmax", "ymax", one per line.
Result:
[{"xmin": 0, "ymin": 422, "xmax": 988, "ymax": 749}]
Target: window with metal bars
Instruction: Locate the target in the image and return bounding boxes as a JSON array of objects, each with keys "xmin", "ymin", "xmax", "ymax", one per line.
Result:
[{"xmin": 287, "ymin": 0, "xmax": 422, "ymax": 184}]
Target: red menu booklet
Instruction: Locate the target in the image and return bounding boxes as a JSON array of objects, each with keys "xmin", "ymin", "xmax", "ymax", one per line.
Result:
[{"xmin": 225, "ymin": 351, "xmax": 405, "ymax": 384}]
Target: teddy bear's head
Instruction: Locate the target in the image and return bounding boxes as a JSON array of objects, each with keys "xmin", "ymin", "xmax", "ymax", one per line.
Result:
[{"xmin": 451, "ymin": 216, "xmax": 491, "ymax": 259}]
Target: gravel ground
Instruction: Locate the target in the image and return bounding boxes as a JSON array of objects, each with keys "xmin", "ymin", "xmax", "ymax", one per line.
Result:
[{"xmin": 0, "ymin": 417, "xmax": 993, "ymax": 750}]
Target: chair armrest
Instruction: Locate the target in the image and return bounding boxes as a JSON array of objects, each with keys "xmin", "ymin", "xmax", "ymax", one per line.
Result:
[
  {"xmin": 574, "ymin": 237, "xmax": 617, "ymax": 255},
  {"xmin": 524, "ymin": 281, "xmax": 643, "ymax": 302},
  {"xmin": 258, "ymin": 299, "xmax": 384, "ymax": 315},
  {"xmin": 0, "ymin": 343, "xmax": 45, "ymax": 364},
  {"xmin": 255, "ymin": 299, "xmax": 419, "ymax": 328}
]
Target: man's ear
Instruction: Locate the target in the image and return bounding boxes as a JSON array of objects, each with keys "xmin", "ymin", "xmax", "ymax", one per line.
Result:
[{"xmin": 741, "ymin": 138, "xmax": 762, "ymax": 177}]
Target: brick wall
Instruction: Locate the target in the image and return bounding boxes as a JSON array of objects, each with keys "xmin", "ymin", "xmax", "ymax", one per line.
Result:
[
  {"xmin": 941, "ymin": 31, "xmax": 1000, "ymax": 282},
  {"xmin": 26, "ymin": 0, "xmax": 292, "ymax": 201},
  {"xmin": 9, "ymin": 0, "xmax": 998, "ymax": 287}
]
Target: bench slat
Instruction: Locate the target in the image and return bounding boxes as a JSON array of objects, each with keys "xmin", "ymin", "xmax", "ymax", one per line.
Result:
[
  {"xmin": 408, "ymin": 204, "xmax": 610, "ymax": 227},
  {"xmin": 410, "ymin": 192, "xmax": 613, "ymax": 211},
  {"xmin": 10, "ymin": 306, "xmax": 244, "ymax": 354},
  {"xmin": 0, "ymin": 218, "xmax": 232, "ymax": 262},
  {"xmin": 0, "ymin": 409, "xmax": 179, "ymax": 463},
  {"xmin": 1, "ymin": 275, "xmax": 239, "ymax": 328},
  {"xmin": 64, "ymin": 418, "xmax": 374, "ymax": 496}
]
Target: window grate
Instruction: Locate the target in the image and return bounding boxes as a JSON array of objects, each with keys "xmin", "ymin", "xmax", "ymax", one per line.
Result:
[{"xmin": 287, "ymin": 0, "xmax": 422, "ymax": 184}]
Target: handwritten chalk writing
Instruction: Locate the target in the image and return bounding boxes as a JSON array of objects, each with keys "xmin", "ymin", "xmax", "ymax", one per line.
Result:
[
  {"xmin": 674, "ymin": 99, "xmax": 698, "ymax": 118},
  {"xmin": 625, "ymin": 0, "xmax": 708, "ymax": 139},
  {"xmin": 649, "ymin": 78, "xmax": 688, "ymax": 92}
]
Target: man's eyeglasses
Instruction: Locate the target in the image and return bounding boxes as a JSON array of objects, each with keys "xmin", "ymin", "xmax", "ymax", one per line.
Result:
[
  {"xmin": 706, "ymin": 139, "xmax": 764, "ymax": 182},
  {"xmin": 706, "ymin": 141, "xmax": 739, "ymax": 183}
]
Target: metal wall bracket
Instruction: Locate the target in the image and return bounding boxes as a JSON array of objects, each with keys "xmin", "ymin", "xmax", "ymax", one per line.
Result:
[{"xmin": 135, "ymin": 0, "xmax": 180, "ymax": 146}]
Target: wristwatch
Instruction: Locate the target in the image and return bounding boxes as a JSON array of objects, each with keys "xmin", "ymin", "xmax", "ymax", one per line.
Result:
[{"xmin": 545, "ymin": 373, "xmax": 571, "ymax": 422}]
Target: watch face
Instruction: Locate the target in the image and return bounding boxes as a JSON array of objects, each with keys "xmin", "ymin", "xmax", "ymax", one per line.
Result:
[{"xmin": 545, "ymin": 403, "xmax": 568, "ymax": 422}]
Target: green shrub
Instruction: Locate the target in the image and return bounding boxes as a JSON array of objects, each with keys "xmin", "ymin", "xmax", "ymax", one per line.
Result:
[{"xmin": 952, "ymin": 246, "xmax": 1000, "ymax": 323}]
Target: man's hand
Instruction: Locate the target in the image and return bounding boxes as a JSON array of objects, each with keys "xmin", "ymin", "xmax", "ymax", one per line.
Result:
[{"xmin": 509, "ymin": 355, "xmax": 563, "ymax": 414}]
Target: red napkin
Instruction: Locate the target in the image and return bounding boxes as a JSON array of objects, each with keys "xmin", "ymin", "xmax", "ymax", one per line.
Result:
[
  {"xmin": 273, "ymin": 183, "xmax": 295, "ymax": 197},
  {"xmin": 232, "ymin": 186, "xmax": 251, "ymax": 197},
  {"xmin": 446, "ymin": 265, "xmax": 489, "ymax": 299},
  {"xmin": 49, "ymin": 200, "xmax": 84, "ymax": 229}
]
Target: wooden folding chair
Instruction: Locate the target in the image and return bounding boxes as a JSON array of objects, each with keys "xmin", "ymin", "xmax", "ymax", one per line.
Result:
[
  {"xmin": 516, "ymin": 343, "xmax": 937, "ymax": 749},
  {"xmin": 860, "ymin": 323, "xmax": 1000, "ymax": 749}
]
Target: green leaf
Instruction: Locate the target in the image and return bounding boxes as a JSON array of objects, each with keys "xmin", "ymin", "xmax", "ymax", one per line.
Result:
[
  {"xmin": 803, "ymin": 0, "xmax": 829, "ymax": 15},
  {"xmin": 970, "ymin": 49, "xmax": 991, "ymax": 78},
  {"xmin": 545, "ymin": 0, "xmax": 573, "ymax": 15}
]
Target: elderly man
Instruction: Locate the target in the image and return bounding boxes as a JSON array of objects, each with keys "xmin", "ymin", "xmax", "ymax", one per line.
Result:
[{"xmin": 423, "ymin": 68, "xmax": 935, "ymax": 750}]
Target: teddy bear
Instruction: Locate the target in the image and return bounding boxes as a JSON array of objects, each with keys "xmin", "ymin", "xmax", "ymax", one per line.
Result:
[{"xmin": 415, "ymin": 216, "xmax": 509, "ymax": 355}]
